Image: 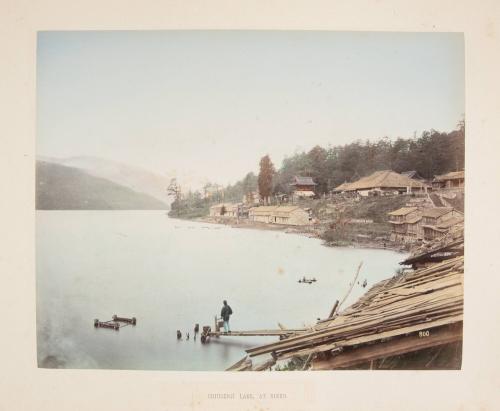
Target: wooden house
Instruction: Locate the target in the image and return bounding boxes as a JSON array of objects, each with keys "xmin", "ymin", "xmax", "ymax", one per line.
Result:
[
  {"xmin": 406, "ymin": 215, "xmax": 423, "ymax": 241},
  {"xmin": 272, "ymin": 206, "xmax": 311, "ymax": 225},
  {"xmin": 248, "ymin": 206, "xmax": 276, "ymax": 223},
  {"xmin": 432, "ymin": 171, "xmax": 464, "ymax": 190},
  {"xmin": 421, "ymin": 208, "xmax": 463, "ymax": 241},
  {"xmin": 387, "ymin": 207, "xmax": 422, "ymax": 243},
  {"xmin": 209, "ymin": 203, "xmax": 242, "ymax": 218},
  {"xmin": 335, "ymin": 170, "xmax": 429, "ymax": 197},
  {"xmin": 290, "ymin": 176, "xmax": 317, "ymax": 200},
  {"xmin": 248, "ymin": 206, "xmax": 311, "ymax": 226},
  {"xmin": 388, "ymin": 205, "xmax": 464, "ymax": 244}
]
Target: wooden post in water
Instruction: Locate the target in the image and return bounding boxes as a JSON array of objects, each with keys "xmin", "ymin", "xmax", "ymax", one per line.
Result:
[
  {"xmin": 215, "ymin": 315, "xmax": 221, "ymax": 337},
  {"xmin": 328, "ymin": 300, "xmax": 339, "ymax": 319},
  {"xmin": 337, "ymin": 262, "xmax": 363, "ymax": 310}
]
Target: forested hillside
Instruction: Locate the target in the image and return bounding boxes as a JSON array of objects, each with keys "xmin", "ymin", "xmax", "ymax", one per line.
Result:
[
  {"xmin": 36, "ymin": 161, "xmax": 168, "ymax": 210},
  {"xmin": 169, "ymin": 124, "xmax": 464, "ymax": 216},
  {"xmin": 227, "ymin": 124, "xmax": 464, "ymax": 200}
]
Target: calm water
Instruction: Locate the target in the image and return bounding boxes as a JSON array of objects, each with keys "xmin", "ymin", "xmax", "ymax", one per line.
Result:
[{"xmin": 36, "ymin": 211, "xmax": 405, "ymax": 370}]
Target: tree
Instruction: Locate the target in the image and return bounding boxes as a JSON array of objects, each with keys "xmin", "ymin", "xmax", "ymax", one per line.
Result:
[
  {"xmin": 167, "ymin": 178, "xmax": 181, "ymax": 201},
  {"xmin": 218, "ymin": 122, "xmax": 465, "ymax": 204},
  {"xmin": 258, "ymin": 155, "xmax": 275, "ymax": 205},
  {"xmin": 307, "ymin": 145, "xmax": 328, "ymax": 194},
  {"xmin": 242, "ymin": 172, "xmax": 258, "ymax": 198},
  {"xmin": 453, "ymin": 118, "xmax": 465, "ymax": 171}
]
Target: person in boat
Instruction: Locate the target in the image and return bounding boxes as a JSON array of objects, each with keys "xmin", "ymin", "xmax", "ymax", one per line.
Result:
[{"xmin": 221, "ymin": 300, "xmax": 233, "ymax": 333}]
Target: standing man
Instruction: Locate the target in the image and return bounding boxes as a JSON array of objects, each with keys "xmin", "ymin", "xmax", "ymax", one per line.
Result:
[{"xmin": 220, "ymin": 300, "xmax": 233, "ymax": 333}]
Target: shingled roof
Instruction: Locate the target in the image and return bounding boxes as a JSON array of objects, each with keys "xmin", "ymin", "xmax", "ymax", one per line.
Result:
[
  {"xmin": 387, "ymin": 207, "xmax": 418, "ymax": 216},
  {"xmin": 335, "ymin": 170, "xmax": 428, "ymax": 192},
  {"xmin": 421, "ymin": 207, "xmax": 453, "ymax": 218},
  {"xmin": 249, "ymin": 205, "xmax": 304, "ymax": 216},
  {"xmin": 291, "ymin": 176, "xmax": 317, "ymax": 186},
  {"xmin": 248, "ymin": 206, "xmax": 279, "ymax": 215}
]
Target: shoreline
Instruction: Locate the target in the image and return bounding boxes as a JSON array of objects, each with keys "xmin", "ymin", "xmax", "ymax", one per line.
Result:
[{"xmin": 172, "ymin": 215, "xmax": 408, "ymax": 254}]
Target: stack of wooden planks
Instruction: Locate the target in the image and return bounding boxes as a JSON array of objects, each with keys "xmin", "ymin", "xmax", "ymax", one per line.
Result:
[
  {"xmin": 403, "ymin": 222, "xmax": 464, "ymax": 268},
  {"xmin": 226, "ymin": 355, "xmax": 276, "ymax": 371},
  {"xmin": 245, "ymin": 238, "xmax": 464, "ymax": 370}
]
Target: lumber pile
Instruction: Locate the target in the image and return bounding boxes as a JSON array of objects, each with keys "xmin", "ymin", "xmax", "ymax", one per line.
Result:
[
  {"xmin": 403, "ymin": 222, "xmax": 464, "ymax": 267},
  {"xmin": 226, "ymin": 355, "xmax": 276, "ymax": 371},
  {"xmin": 226, "ymin": 356, "xmax": 253, "ymax": 371},
  {"xmin": 245, "ymin": 236, "xmax": 464, "ymax": 370}
]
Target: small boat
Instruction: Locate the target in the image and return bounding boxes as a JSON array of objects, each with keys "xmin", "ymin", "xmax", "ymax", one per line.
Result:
[{"xmin": 298, "ymin": 276, "xmax": 317, "ymax": 284}]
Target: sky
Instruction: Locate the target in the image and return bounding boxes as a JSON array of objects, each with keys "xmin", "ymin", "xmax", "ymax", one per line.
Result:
[{"xmin": 37, "ymin": 31, "xmax": 464, "ymax": 188}]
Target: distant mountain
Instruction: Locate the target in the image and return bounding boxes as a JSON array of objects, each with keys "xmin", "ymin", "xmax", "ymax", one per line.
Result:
[
  {"xmin": 38, "ymin": 156, "xmax": 170, "ymax": 206},
  {"xmin": 36, "ymin": 161, "xmax": 168, "ymax": 210}
]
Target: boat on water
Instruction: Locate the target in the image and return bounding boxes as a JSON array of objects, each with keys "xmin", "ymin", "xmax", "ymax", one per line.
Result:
[{"xmin": 298, "ymin": 276, "xmax": 317, "ymax": 284}]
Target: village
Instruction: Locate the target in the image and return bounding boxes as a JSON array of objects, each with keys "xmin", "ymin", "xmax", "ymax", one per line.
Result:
[
  {"xmin": 201, "ymin": 169, "xmax": 464, "ymax": 252},
  {"xmin": 187, "ymin": 168, "xmax": 466, "ymax": 371},
  {"xmin": 210, "ymin": 169, "xmax": 465, "ymax": 371}
]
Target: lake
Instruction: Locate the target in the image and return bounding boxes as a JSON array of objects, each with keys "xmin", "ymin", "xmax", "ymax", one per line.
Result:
[{"xmin": 36, "ymin": 211, "xmax": 405, "ymax": 370}]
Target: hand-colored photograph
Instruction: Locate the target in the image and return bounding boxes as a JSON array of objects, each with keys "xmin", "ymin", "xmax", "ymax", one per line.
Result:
[{"xmin": 36, "ymin": 31, "xmax": 464, "ymax": 371}]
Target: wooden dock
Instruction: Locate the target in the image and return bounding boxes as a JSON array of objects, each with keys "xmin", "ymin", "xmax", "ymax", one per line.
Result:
[
  {"xmin": 199, "ymin": 315, "xmax": 308, "ymax": 343},
  {"xmin": 208, "ymin": 329, "xmax": 307, "ymax": 337}
]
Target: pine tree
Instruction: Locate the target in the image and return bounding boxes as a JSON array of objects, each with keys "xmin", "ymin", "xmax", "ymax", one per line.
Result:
[
  {"xmin": 258, "ymin": 155, "xmax": 275, "ymax": 205},
  {"xmin": 167, "ymin": 178, "xmax": 181, "ymax": 201}
]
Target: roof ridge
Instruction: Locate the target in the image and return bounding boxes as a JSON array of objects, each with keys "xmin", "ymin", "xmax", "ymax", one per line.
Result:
[{"xmin": 380, "ymin": 170, "xmax": 392, "ymax": 184}]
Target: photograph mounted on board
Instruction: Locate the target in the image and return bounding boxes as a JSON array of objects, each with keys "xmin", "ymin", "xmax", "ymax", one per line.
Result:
[{"xmin": 36, "ymin": 31, "xmax": 464, "ymax": 371}]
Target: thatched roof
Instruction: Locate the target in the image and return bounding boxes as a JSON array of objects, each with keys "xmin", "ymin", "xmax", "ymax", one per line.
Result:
[
  {"xmin": 434, "ymin": 171, "xmax": 464, "ymax": 181},
  {"xmin": 401, "ymin": 170, "xmax": 424, "ymax": 180},
  {"xmin": 335, "ymin": 170, "xmax": 428, "ymax": 192},
  {"xmin": 333, "ymin": 182, "xmax": 350, "ymax": 192}
]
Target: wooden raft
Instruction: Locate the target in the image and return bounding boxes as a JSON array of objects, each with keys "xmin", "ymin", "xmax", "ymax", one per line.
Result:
[{"xmin": 94, "ymin": 315, "xmax": 137, "ymax": 331}]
